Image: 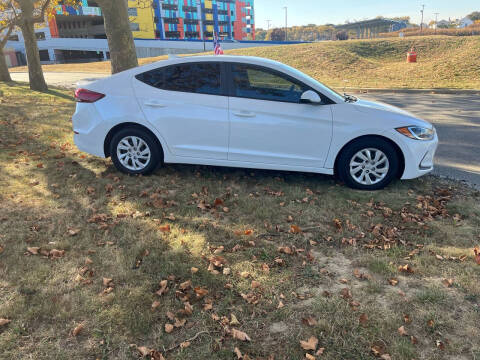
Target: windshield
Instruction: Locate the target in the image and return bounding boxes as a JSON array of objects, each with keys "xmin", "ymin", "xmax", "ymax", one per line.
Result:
[{"xmin": 281, "ymin": 64, "xmax": 347, "ymax": 102}]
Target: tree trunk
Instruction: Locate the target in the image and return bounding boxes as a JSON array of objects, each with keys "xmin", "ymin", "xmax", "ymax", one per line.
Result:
[
  {"xmin": 98, "ymin": 0, "xmax": 138, "ymax": 74},
  {"xmin": 17, "ymin": 0, "xmax": 48, "ymax": 92},
  {"xmin": 0, "ymin": 49, "xmax": 12, "ymax": 82},
  {"xmin": 20, "ymin": 20, "xmax": 48, "ymax": 92}
]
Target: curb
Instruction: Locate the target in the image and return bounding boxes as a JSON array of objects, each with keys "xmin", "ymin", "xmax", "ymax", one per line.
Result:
[{"xmin": 339, "ymin": 88, "xmax": 480, "ymax": 95}]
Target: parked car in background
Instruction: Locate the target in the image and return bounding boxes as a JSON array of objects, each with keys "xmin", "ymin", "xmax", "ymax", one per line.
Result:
[{"xmin": 72, "ymin": 55, "xmax": 438, "ymax": 190}]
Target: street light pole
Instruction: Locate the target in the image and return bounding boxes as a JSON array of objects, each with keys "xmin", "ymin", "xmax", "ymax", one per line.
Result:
[
  {"xmin": 266, "ymin": 19, "xmax": 271, "ymax": 31},
  {"xmin": 420, "ymin": 4, "xmax": 425, "ymax": 32},
  {"xmin": 434, "ymin": 12, "xmax": 439, "ymax": 34},
  {"xmin": 283, "ymin": 6, "xmax": 287, "ymax": 41}
]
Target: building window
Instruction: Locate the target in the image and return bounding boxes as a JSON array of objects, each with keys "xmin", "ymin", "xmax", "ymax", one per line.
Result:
[
  {"xmin": 130, "ymin": 23, "xmax": 140, "ymax": 31},
  {"xmin": 128, "ymin": 7, "xmax": 138, "ymax": 16}
]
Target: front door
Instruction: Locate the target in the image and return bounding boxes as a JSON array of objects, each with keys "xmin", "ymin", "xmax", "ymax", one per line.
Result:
[
  {"xmin": 133, "ymin": 61, "xmax": 229, "ymax": 160},
  {"xmin": 227, "ymin": 63, "xmax": 333, "ymax": 168}
]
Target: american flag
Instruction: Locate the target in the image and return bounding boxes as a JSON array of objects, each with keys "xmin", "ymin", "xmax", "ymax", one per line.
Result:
[{"xmin": 213, "ymin": 31, "xmax": 224, "ymax": 55}]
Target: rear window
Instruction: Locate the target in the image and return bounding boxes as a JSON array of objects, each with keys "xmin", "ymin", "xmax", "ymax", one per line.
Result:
[{"xmin": 135, "ymin": 62, "xmax": 222, "ymax": 96}]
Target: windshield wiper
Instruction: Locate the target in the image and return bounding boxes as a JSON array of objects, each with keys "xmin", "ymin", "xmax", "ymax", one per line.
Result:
[{"xmin": 343, "ymin": 94, "xmax": 358, "ymax": 103}]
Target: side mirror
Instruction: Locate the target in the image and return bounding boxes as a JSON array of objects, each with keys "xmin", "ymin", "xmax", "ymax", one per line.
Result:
[{"xmin": 300, "ymin": 90, "xmax": 322, "ymax": 104}]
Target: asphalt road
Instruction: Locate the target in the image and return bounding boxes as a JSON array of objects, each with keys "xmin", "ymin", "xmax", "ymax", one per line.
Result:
[{"xmin": 10, "ymin": 72, "xmax": 480, "ymax": 187}]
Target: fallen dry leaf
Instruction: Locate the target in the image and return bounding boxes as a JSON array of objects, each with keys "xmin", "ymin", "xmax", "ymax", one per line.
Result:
[
  {"xmin": 388, "ymin": 278, "xmax": 399, "ymax": 286},
  {"xmin": 67, "ymin": 228, "xmax": 80, "ymax": 236},
  {"xmin": 27, "ymin": 247, "xmax": 40, "ymax": 255},
  {"xmin": 436, "ymin": 340, "xmax": 446, "ymax": 350},
  {"xmin": 0, "ymin": 245, "xmax": 4, "ymax": 254},
  {"xmin": 156, "ymin": 280, "xmax": 168, "ymax": 296},
  {"xmin": 398, "ymin": 264, "xmax": 414, "ymax": 274},
  {"xmin": 289, "ymin": 225, "xmax": 302, "ymax": 234},
  {"xmin": 232, "ymin": 328, "xmax": 251, "ymax": 342},
  {"xmin": 251, "ymin": 280, "xmax": 261, "ymax": 289},
  {"xmin": 300, "ymin": 336, "xmax": 318, "ymax": 351},
  {"xmin": 234, "ymin": 347, "xmax": 243, "ymax": 359},
  {"xmin": 359, "ymin": 313, "xmax": 368, "ymax": 326},
  {"xmin": 180, "ymin": 341, "xmax": 191, "ymax": 349},
  {"xmin": 151, "ymin": 301, "xmax": 160, "ymax": 310},
  {"xmin": 72, "ymin": 323, "xmax": 84, "ymax": 337},
  {"xmin": 398, "ymin": 326, "xmax": 408, "ymax": 336},
  {"xmin": 442, "ymin": 278, "xmax": 454, "ymax": 287},
  {"xmin": 305, "ymin": 354, "xmax": 315, "ymax": 360},
  {"xmin": 278, "ymin": 246, "xmax": 293, "ymax": 255},
  {"xmin": 191, "ymin": 267, "xmax": 199, "ymax": 273},
  {"xmin": 102, "ymin": 278, "xmax": 113, "ymax": 287},
  {"xmin": 165, "ymin": 323, "xmax": 174, "ymax": 333},
  {"xmin": 137, "ymin": 346, "xmax": 151, "ymax": 357},
  {"xmin": 158, "ymin": 224, "xmax": 171, "ymax": 233},
  {"xmin": 474, "ymin": 247, "xmax": 480, "ymax": 265},
  {"xmin": 0, "ymin": 318, "xmax": 11, "ymax": 326},
  {"xmin": 302, "ymin": 316, "xmax": 318, "ymax": 327},
  {"xmin": 49, "ymin": 249, "xmax": 65, "ymax": 258},
  {"xmin": 230, "ymin": 313, "xmax": 240, "ymax": 326}
]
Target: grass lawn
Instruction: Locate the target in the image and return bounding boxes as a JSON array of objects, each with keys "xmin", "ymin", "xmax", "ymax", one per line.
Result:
[
  {"xmin": 9, "ymin": 36, "xmax": 480, "ymax": 90},
  {"xmin": 1, "ymin": 82, "xmax": 480, "ymax": 360}
]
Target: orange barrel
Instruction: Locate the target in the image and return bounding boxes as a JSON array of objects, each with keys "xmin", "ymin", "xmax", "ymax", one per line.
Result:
[{"xmin": 407, "ymin": 51, "xmax": 417, "ymax": 63}]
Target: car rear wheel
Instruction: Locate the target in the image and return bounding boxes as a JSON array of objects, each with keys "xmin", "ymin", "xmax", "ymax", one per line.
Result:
[
  {"xmin": 110, "ymin": 127, "xmax": 161, "ymax": 175},
  {"xmin": 337, "ymin": 138, "xmax": 399, "ymax": 190}
]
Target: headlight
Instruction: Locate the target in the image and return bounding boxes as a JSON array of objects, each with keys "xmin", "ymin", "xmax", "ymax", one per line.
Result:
[{"xmin": 396, "ymin": 126, "xmax": 435, "ymax": 141}]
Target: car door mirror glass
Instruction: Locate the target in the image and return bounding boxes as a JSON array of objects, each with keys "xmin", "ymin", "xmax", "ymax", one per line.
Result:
[{"xmin": 300, "ymin": 90, "xmax": 322, "ymax": 104}]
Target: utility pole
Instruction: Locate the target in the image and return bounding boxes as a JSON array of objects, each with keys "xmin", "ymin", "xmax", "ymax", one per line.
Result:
[
  {"xmin": 434, "ymin": 12, "xmax": 439, "ymax": 34},
  {"xmin": 266, "ymin": 19, "xmax": 271, "ymax": 31},
  {"xmin": 283, "ymin": 6, "xmax": 288, "ymax": 41},
  {"xmin": 420, "ymin": 4, "xmax": 425, "ymax": 31}
]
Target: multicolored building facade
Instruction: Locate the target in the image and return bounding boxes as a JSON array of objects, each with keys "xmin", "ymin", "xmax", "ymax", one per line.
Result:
[{"xmin": 48, "ymin": 0, "xmax": 255, "ymax": 41}]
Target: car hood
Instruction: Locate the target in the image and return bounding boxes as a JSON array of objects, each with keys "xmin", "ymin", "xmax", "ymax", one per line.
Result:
[
  {"xmin": 351, "ymin": 98, "xmax": 434, "ymax": 129},
  {"xmin": 353, "ymin": 99, "xmax": 415, "ymax": 117}
]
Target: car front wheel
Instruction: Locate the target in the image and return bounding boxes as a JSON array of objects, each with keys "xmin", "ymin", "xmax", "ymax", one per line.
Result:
[
  {"xmin": 110, "ymin": 127, "xmax": 161, "ymax": 175},
  {"xmin": 337, "ymin": 138, "xmax": 400, "ymax": 190}
]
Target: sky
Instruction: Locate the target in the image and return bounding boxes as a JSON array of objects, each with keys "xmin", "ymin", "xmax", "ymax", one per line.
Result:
[{"xmin": 254, "ymin": 0, "xmax": 479, "ymax": 29}]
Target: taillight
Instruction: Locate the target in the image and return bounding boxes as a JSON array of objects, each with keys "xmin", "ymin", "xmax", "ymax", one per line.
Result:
[{"xmin": 74, "ymin": 88, "xmax": 105, "ymax": 103}]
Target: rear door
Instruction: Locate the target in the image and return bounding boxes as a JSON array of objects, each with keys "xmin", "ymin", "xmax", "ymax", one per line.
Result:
[
  {"xmin": 226, "ymin": 63, "xmax": 333, "ymax": 168},
  {"xmin": 133, "ymin": 62, "xmax": 229, "ymax": 160}
]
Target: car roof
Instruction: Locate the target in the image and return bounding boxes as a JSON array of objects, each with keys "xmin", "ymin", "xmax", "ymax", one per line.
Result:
[{"xmin": 136, "ymin": 55, "xmax": 286, "ymax": 73}]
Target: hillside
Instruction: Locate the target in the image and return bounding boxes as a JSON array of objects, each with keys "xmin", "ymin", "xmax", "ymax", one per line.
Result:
[{"xmin": 10, "ymin": 36, "xmax": 480, "ymax": 89}]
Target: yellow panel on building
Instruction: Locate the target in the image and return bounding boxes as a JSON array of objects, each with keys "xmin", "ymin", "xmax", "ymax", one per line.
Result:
[
  {"xmin": 128, "ymin": 0, "xmax": 155, "ymax": 39},
  {"xmin": 204, "ymin": 0, "xmax": 213, "ymax": 9}
]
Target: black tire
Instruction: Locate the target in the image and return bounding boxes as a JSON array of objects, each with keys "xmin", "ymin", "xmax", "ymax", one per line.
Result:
[
  {"xmin": 337, "ymin": 137, "xmax": 400, "ymax": 190},
  {"xmin": 110, "ymin": 127, "xmax": 162, "ymax": 175}
]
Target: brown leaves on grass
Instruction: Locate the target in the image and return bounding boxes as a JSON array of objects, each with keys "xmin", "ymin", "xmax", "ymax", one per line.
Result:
[
  {"xmin": 442, "ymin": 278, "xmax": 454, "ymax": 287},
  {"xmin": 72, "ymin": 323, "xmax": 84, "ymax": 337},
  {"xmin": 231, "ymin": 328, "xmax": 251, "ymax": 342},
  {"xmin": 0, "ymin": 245, "xmax": 3, "ymax": 255},
  {"xmin": 398, "ymin": 264, "xmax": 414, "ymax": 274},
  {"xmin": 474, "ymin": 247, "xmax": 480, "ymax": 265},
  {"xmin": 302, "ymin": 316, "xmax": 318, "ymax": 327},
  {"xmin": 289, "ymin": 225, "xmax": 302, "ymax": 234},
  {"xmin": 156, "ymin": 280, "xmax": 169, "ymax": 296},
  {"xmin": 388, "ymin": 278, "xmax": 399, "ymax": 286},
  {"xmin": 0, "ymin": 318, "xmax": 11, "ymax": 327},
  {"xmin": 26, "ymin": 247, "xmax": 65, "ymax": 259},
  {"xmin": 359, "ymin": 313, "xmax": 368, "ymax": 326},
  {"xmin": 398, "ymin": 326, "xmax": 408, "ymax": 336},
  {"xmin": 300, "ymin": 336, "xmax": 318, "ymax": 351}
]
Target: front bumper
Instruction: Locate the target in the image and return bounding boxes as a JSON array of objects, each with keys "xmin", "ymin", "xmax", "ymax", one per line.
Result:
[{"xmin": 384, "ymin": 129, "xmax": 439, "ymax": 180}]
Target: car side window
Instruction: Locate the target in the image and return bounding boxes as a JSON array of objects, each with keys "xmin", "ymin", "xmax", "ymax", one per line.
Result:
[
  {"xmin": 230, "ymin": 64, "xmax": 309, "ymax": 103},
  {"xmin": 135, "ymin": 62, "xmax": 222, "ymax": 96}
]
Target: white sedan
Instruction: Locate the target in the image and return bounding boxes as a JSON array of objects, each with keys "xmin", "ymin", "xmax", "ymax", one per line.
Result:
[{"xmin": 72, "ymin": 55, "xmax": 438, "ymax": 190}]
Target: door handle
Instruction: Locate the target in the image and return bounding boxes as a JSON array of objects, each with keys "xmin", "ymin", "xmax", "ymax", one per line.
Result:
[
  {"xmin": 233, "ymin": 111, "xmax": 256, "ymax": 118},
  {"xmin": 144, "ymin": 101, "xmax": 166, "ymax": 108}
]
